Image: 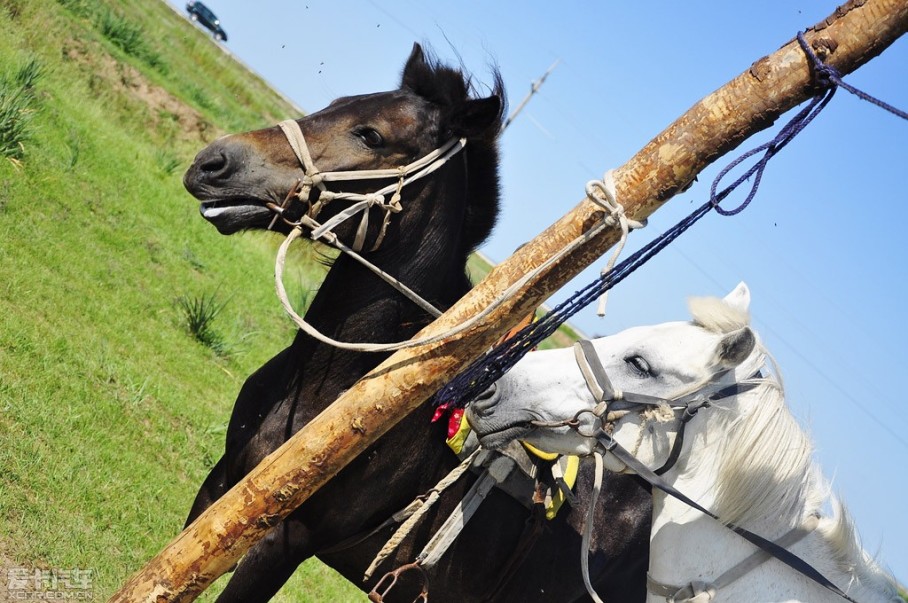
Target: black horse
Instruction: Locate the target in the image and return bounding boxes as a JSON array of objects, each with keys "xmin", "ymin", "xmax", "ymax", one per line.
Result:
[{"xmin": 182, "ymin": 44, "xmax": 650, "ymax": 602}]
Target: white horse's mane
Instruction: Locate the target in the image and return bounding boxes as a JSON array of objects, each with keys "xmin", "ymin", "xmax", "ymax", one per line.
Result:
[
  {"xmin": 685, "ymin": 296, "xmax": 899, "ymax": 598},
  {"xmin": 688, "ymin": 294, "xmax": 750, "ymax": 333}
]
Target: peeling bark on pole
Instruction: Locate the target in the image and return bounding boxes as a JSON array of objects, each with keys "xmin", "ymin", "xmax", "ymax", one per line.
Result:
[{"xmin": 111, "ymin": 1, "xmax": 908, "ymax": 601}]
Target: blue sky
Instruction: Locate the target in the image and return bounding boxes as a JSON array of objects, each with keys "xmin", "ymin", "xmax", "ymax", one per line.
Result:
[{"xmin": 168, "ymin": 0, "xmax": 907, "ymax": 585}]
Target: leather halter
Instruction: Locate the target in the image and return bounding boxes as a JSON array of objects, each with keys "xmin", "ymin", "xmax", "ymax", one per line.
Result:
[{"xmin": 571, "ymin": 340, "xmax": 860, "ymax": 603}]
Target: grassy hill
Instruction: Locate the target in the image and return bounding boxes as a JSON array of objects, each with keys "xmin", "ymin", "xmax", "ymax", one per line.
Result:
[
  {"xmin": 0, "ymin": 2, "xmax": 584, "ymax": 601},
  {"xmin": 0, "ymin": 0, "xmax": 361, "ymax": 600}
]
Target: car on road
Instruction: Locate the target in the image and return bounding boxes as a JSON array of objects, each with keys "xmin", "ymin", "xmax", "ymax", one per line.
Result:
[{"xmin": 186, "ymin": 1, "xmax": 227, "ymax": 42}]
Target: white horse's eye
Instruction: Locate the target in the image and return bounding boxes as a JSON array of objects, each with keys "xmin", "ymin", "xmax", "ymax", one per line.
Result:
[{"xmin": 625, "ymin": 355, "xmax": 652, "ymax": 376}]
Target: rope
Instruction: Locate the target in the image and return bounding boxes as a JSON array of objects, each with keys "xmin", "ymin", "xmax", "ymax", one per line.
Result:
[
  {"xmin": 433, "ymin": 29, "xmax": 907, "ymax": 410},
  {"xmin": 276, "ymin": 172, "xmax": 638, "ymax": 352},
  {"xmin": 433, "ymin": 199, "xmax": 711, "ymax": 407},
  {"xmin": 796, "ymin": 32, "xmax": 908, "ymax": 122},
  {"xmin": 276, "ymin": 224, "xmax": 443, "ymax": 319},
  {"xmin": 276, "ymin": 119, "xmax": 468, "ymax": 247},
  {"xmin": 585, "ymin": 170, "xmax": 646, "ymax": 316},
  {"xmin": 363, "ymin": 448, "xmax": 482, "ymax": 581},
  {"xmin": 277, "ymin": 217, "xmax": 608, "ymax": 351}
]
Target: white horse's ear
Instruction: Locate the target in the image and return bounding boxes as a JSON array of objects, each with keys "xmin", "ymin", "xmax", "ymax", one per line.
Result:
[
  {"xmin": 717, "ymin": 327, "xmax": 756, "ymax": 368},
  {"xmin": 723, "ymin": 282, "xmax": 751, "ymax": 313}
]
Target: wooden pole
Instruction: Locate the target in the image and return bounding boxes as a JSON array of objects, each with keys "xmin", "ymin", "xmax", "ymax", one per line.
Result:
[{"xmin": 111, "ymin": 1, "xmax": 908, "ymax": 601}]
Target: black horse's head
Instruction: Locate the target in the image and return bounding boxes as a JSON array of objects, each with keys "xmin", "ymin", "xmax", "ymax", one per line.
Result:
[{"xmin": 183, "ymin": 44, "xmax": 504, "ymax": 256}]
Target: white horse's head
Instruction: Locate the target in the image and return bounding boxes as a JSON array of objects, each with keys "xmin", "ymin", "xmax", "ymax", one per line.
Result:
[
  {"xmin": 469, "ymin": 283, "xmax": 905, "ymax": 603},
  {"xmin": 467, "ymin": 282, "xmax": 762, "ymax": 457}
]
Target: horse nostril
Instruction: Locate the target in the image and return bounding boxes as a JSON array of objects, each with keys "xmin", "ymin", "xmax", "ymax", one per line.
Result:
[
  {"xmin": 185, "ymin": 144, "xmax": 236, "ymax": 194},
  {"xmin": 198, "ymin": 150, "xmax": 228, "ymax": 177}
]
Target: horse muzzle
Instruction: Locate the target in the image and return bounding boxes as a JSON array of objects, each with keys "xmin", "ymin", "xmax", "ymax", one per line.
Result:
[{"xmin": 184, "ymin": 135, "xmax": 303, "ymax": 234}]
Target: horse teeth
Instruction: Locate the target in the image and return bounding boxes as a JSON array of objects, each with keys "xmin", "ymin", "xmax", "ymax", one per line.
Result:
[{"xmin": 202, "ymin": 205, "xmax": 230, "ymax": 218}]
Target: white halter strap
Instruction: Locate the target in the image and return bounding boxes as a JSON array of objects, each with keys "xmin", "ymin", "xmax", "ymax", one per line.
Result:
[{"xmin": 275, "ymin": 119, "xmax": 467, "ymax": 253}]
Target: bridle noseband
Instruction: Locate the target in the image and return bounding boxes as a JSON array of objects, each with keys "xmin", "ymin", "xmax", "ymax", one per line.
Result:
[{"xmin": 271, "ymin": 119, "xmax": 467, "ymax": 255}]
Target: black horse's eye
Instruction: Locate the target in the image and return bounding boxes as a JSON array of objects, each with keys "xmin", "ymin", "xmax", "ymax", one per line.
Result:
[
  {"xmin": 355, "ymin": 127, "xmax": 384, "ymax": 149},
  {"xmin": 625, "ymin": 355, "xmax": 652, "ymax": 377}
]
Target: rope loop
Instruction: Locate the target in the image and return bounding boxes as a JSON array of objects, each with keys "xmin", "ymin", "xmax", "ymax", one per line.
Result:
[
  {"xmin": 796, "ymin": 32, "xmax": 842, "ymax": 91},
  {"xmin": 795, "ymin": 31, "xmax": 908, "ymax": 121},
  {"xmin": 709, "ymin": 85, "xmax": 835, "ymax": 217},
  {"xmin": 584, "ymin": 170, "xmax": 646, "ymax": 231},
  {"xmin": 585, "ymin": 169, "xmax": 646, "ymax": 316},
  {"xmin": 387, "ymin": 195, "xmax": 403, "ymax": 213},
  {"xmin": 796, "ymin": 32, "xmax": 846, "ymax": 91}
]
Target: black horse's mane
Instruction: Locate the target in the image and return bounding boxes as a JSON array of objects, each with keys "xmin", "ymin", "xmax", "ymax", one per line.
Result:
[{"xmin": 400, "ymin": 46, "xmax": 506, "ymax": 256}]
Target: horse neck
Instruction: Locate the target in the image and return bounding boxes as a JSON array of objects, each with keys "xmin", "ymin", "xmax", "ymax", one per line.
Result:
[
  {"xmin": 648, "ymin": 500, "xmax": 895, "ymax": 603},
  {"xmin": 646, "ymin": 397, "xmax": 897, "ymax": 603},
  {"xmin": 646, "ymin": 417, "xmax": 730, "ymax": 595},
  {"xmin": 649, "ymin": 387, "xmax": 805, "ymax": 539}
]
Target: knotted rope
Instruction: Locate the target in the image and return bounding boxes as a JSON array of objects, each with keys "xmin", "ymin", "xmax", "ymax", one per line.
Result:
[
  {"xmin": 795, "ymin": 31, "xmax": 908, "ymax": 122},
  {"xmin": 584, "ymin": 170, "xmax": 646, "ymax": 316},
  {"xmin": 434, "ymin": 30, "xmax": 908, "ymax": 410},
  {"xmin": 363, "ymin": 448, "xmax": 482, "ymax": 581}
]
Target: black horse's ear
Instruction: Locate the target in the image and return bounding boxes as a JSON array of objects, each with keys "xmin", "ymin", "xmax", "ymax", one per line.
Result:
[
  {"xmin": 401, "ymin": 43, "xmax": 427, "ymax": 87},
  {"xmin": 449, "ymin": 95, "xmax": 502, "ymax": 138}
]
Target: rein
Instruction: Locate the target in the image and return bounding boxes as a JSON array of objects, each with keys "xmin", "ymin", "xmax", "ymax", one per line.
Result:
[{"xmin": 566, "ymin": 340, "xmax": 860, "ymax": 603}]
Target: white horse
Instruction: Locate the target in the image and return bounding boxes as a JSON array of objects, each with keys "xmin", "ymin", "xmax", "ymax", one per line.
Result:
[{"xmin": 467, "ymin": 283, "xmax": 901, "ymax": 603}]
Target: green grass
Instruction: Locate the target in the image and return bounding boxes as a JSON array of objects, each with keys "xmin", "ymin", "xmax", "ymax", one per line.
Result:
[
  {"xmin": 0, "ymin": 0, "xmax": 359, "ymax": 600},
  {"xmin": 177, "ymin": 289, "xmax": 232, "ymax": 357},
  {"xmin": 95, "ymin": 6, "xmax": 167, "ymax": 73},
  {"xmin": 0, "ymin": 57, "xmax": 42, "ymax": 162}
]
